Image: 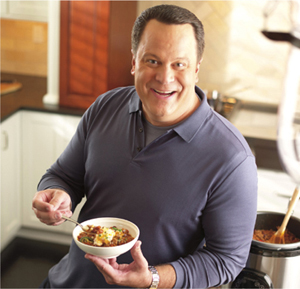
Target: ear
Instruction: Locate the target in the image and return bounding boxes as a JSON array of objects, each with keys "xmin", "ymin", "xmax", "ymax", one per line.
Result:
[
  {"xmin": 131, "ymin": 49, "xmax": 136, "ymax": 75},
  {"xmin": 195, "ymin": 57, "xmax": 203, "ymax": 83},
  {"xmin": 195, "ymin": 57, "xmax": 203, "ymax": 74}
]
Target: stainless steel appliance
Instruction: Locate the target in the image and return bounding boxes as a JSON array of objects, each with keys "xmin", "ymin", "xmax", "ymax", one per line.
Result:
[{"xmin": 231, "ymin": 212, "xmax": 300, "ymax": 289}]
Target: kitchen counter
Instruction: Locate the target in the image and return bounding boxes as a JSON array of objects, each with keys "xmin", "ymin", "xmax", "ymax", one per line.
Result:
[
  {"xmin": 1, "ymin": 72, "xmax": 85, "ymax": 122},
  {"xmin": 257, "ymin": 168, "xmax": 300, "ymax": 219},
  {"xmin": 229, "ymin": 101, "xmax": 283, "ymax": 171},
  {"xmin": 230, "ymin": 102, "xmax": 278, "ymax": 141}
]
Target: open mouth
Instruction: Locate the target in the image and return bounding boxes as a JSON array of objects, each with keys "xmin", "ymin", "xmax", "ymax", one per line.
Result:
[{"xmin": 152, "ymin": 89, "xmax": 176, "ymax": 97}]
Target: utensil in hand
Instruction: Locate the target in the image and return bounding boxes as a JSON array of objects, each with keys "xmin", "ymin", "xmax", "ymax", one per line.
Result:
[
  {"xmin": 268, "ymin": 187, "xmax": 300, "ymax": 244},
  {"xmin": 62, "ymin": 215, "xmax": 95, "ymax": 234}
]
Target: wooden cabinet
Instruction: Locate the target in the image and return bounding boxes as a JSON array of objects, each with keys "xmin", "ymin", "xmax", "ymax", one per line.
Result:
[
  {"xmin": 60, "ymin": 1, "xmax": 137, "ymax": 109},
  {"xmin": 1, "ymin": 113, "xmax": 21, "ymax": 250}
]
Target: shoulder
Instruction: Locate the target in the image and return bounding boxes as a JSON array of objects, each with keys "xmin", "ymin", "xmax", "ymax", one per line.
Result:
[
  {"xmin": 85, "ymin": 86, "xmax": 136, "ymax": 115},
  {"xmin": 78, "ymin": 86, "xmax": 136, "ymax": 130},
  {"xmin": 210, "ymin": 111, "xmax": 251, "ymax": 156},
  {"xmin": 193, "ymin": 109, "xmax": 255, "ymax": 172},
  {"xmin": 94, "ymin": 86, "xmax": 136, "ymax": 106}
]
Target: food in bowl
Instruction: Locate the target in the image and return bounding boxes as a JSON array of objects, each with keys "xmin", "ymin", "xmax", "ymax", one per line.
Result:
[
  {"xmin": 253, "ymin": 228, "xmax": 300, "ymax": 243},
  {"xmin": 73, "ymin": 217, "xmax": 139, "ymax": 258},
  {"xmin": 77, "ymin": 225, "xmax": 134, "ymax": 247}
]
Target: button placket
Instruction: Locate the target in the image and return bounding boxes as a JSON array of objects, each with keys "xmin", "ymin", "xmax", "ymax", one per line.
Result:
[{"xmin": 134, "ymin": 111, "xmax": 145, "ymax": 154}]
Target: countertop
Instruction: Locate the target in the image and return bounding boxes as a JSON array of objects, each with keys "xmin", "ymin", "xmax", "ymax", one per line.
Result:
[
  {"xmin": 257, "ymin": 168, "xmax": 300, "ymax": 219},
  {"xmin": 230, "ymin": 103, "xmax": 278, "ymax": 141},
  {"xmin": 1, "ymin": 72, "xmax": 85, "ymax": 122}
]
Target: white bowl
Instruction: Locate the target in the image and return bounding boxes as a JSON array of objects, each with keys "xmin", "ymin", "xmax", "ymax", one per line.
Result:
[{"xmin": 73, "ymin": 217, "xmax": 140, "ymax": 259}]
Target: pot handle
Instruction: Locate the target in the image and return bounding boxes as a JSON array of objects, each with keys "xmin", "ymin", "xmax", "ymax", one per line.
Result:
[{"xmin": 230, "ymin": 268, "xmax": 273, "ymax": 288}]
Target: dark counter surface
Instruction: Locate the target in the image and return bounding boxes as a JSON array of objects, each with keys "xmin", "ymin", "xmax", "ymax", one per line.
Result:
[{"xmin": 1, "ymin": 73, "xmax": 85, "ymax": 122}]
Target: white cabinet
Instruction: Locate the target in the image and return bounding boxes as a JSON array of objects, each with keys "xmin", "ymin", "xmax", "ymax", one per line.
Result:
[
  {"xmin": 21, "ymin": 111, "xmax": 84, "ymax": 233},
  {"xmin": 1, "ymin": 113, "xmax": 21, "ymax": 250},
  {"xmin": 1, "ymin": 110, "xmax": 85, "ymax": 250},
  {"xmin": 1, "ymin": 0, "xmax": 48, "ymax": 22}
]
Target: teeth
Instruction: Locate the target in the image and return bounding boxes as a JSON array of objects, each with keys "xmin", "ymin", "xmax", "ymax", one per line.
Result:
[{"xmin": 154, "ymin": 89, "xmax": 174, "ymax": 95}]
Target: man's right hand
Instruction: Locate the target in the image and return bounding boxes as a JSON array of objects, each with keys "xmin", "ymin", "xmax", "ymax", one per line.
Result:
[{"xmin": 32, "ymin": 189, "xmax": 72, "ymax": 226}]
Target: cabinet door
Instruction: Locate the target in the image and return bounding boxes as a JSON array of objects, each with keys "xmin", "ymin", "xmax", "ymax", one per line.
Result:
[
  {"xmin": 1, "ymin": 113, "xmax": 21, "ymax": 250},
  {"xmin": 59, "ymin": 1, "xmax": 136, "ymax": 109},
  {"xmin": 21, "ymin": 111, "xmax": 84, "ymax": 233},
  {"xmin": 0, "ymin": 0, "xmax": 48, "ymax": 22}
]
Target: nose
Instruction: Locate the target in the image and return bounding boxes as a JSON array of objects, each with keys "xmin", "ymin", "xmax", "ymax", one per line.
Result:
[{"xmin": 155, "ymin": 65, "xmax": 175, "ymax": 84}]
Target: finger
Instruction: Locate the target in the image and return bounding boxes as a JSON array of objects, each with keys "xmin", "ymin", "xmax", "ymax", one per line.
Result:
[
  {"xmin": 48, "ymin": 189, "xmax": 71, "ymax": 211},
  {"xmin": 130, "ymin": 241, "xmax": 148, "ymax": 268},
  {"xmin": 32, "ymin": 191, "xmax": 54, "ymax": 212},
  {"xmin": 85, "ymin": 254, "xmax": 110, "ymax": 266},
  {"xmin": 85, "ymin": 254, "xmax": 116, "ymax": 275},
  {"xmin": 36, "ymin": 189, "xmax": 71, "ymax": 212},
  {"xmin": 32, "ymin": 190, "xmax": 70, "ymax": 225},
  {"xmin": 85, "ymin": 255, "xmax": 122, "ymax": 285},
  {"xmin": 35, "ymin": 207, "xmax": 72, "ymax": 225},
  {"xmin": 32, "ymin": 207, "xmax": 62, "ymax": 225},
  {"xmin": 104, "ymin": 258, "xmax": 120, "ymax": 270}
]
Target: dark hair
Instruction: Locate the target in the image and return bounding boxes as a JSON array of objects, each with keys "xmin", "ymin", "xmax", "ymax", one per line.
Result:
[{"xmin": 131, "ymin": 4, "xmax": 205, "ymax": 61}]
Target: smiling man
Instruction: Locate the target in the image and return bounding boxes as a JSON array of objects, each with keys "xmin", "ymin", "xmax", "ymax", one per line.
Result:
[
  {"xmin": 132, "ymin": 19, "xmax": 201, "ymax": 127},
  {"xmin": 33, "ymin": 5, "xmax": 257, "ymax": 288}
]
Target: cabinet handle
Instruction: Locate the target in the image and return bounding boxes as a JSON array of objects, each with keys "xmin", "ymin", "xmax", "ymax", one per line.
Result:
[{"xmin": 1, "ymin": 131, "xmax": 9, "ymax": 151}]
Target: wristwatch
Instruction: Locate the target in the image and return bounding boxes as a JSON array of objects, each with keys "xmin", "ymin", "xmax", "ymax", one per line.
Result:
[{"xmin": 148, "ymin": 266, "xmax": 160, "ymax": 289}]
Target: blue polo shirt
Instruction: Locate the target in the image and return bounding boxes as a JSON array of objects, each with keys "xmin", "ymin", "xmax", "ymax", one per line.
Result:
[{"xmin": 38, "ymin": 86, "xmax": 257, "ymax": 288}]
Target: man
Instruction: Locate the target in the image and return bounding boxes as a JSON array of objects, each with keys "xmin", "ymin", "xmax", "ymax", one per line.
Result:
[{"xmin": 33, "ymin": 5, "xmax": 257, "ymax": 288}]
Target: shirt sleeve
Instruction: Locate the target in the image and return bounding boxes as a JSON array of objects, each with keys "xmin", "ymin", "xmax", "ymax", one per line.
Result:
[{"xmin": 170, "ymin": 155, "xmax": 258, "ymax": 288}]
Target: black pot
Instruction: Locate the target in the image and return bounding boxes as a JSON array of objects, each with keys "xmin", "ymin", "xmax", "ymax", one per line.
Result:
[
  {"xmin": 234, "ymin": 212, "xmax": 300, "ymax": 288},
  {"xmin": 253, "ymin": 211, "xmax": 300, "ymax": 250}
]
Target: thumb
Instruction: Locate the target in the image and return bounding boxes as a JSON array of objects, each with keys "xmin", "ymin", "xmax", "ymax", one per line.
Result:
[
  {"xmin": 49, "ymin": 190, "xmax": 70, "ymax": 211},
  {"xmin": 49, "ymin": 197, "xmax": 62, "ymax": 211},
  {"xmin": 130, "ymin": 241, "xmax": 148, "ymax": 268},
  {"xmin": 48, "ymin": 189, "xmax": 68, "ymax": 211}
]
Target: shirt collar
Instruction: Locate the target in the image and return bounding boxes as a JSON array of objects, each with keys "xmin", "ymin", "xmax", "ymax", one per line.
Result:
[
  {"xmin": 129, "ymin": 90, "xmax": 141, "ymax": 113},
  {"xmin": 173, "ymin": 86, "xmax": 211, "ymax": 143},
  {"xmin": 129, "ymin": 86, "xmax": 211, "ymax": 143}
]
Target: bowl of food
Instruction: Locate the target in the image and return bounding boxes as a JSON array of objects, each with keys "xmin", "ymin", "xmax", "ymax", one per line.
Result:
[{"xmin": 73, "ymin": 217, "xmax": 140, "ymax": 258}]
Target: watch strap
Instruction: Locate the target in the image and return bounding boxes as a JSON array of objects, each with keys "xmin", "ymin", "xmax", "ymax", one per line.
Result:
[{"xmin": 148, "ymin": 266, "xmax": 160, "ymax": 289}]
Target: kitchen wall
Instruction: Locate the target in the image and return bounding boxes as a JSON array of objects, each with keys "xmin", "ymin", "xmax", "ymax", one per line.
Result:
[
  {"xmin": 0, "ymin": 18, "xmax": 48, "ymax": 76},
  {"xmin": 1, "ymin": 1, "xmax": 293, "ymax": 104},
  {"xmin": 138, "ymin": 1, "xmax": 292, "ymax": 105}
]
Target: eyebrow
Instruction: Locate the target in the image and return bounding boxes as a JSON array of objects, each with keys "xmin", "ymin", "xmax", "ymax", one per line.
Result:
[
  {"xmin": 142, "ymin": 53, "xmax": 159, "ymax": 59},
  {"xmin": 142, "ymin": 53, "xmax": 190, "ymax": 63}
]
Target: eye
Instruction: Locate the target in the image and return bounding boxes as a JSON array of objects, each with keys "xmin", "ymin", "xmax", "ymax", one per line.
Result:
[
  {"xmin": 174, "ymin": 62, "xmax": 187, "ymax": 69},
  {"xmin": 146, "ymin": 59, "xmax": 158, "ymax": 65}
]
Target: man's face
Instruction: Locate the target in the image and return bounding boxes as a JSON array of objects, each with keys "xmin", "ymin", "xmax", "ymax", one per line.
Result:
[{"xmin": 131, "ymin": 19, "xmax": 202, "ymax": 126}]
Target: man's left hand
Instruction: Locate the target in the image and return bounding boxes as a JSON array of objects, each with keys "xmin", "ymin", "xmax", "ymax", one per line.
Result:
[{"xmin": 85, "ymin": 241, "xmax": 152, "ymax": 288}]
